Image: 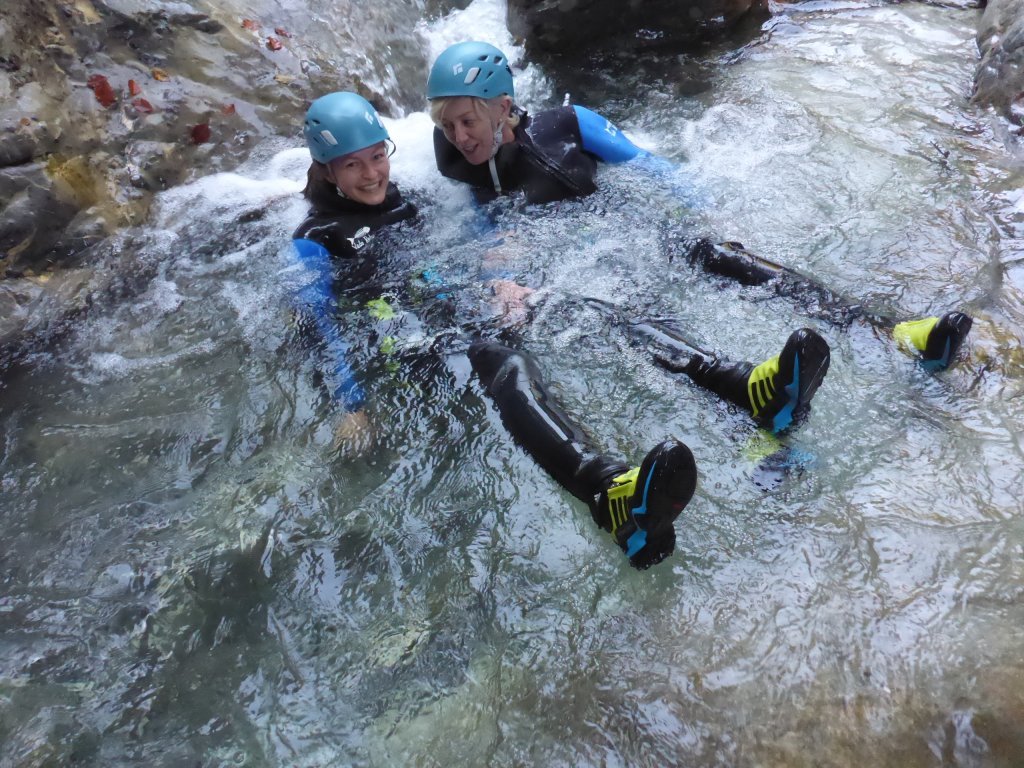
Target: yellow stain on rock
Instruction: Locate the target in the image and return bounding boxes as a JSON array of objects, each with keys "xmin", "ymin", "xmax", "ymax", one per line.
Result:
[
  {"xmin": 72, "ymin": 0, "xmax": 102, "ymax": 24},
  {"xmin": 45, "ymin": 154, "xmax": 102, "ymax": 208}
]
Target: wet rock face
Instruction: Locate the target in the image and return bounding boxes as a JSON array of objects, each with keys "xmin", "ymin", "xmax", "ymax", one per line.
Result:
[
  {"xmin": 975, "ymin": 0, "xmax": 1024, "ymax": 129},
  {"xmin": 506, "ymin": 0, "xmax": 769, "ymax": 59},
  {"xmin": 0, "ymin": 0, "xmax": 436, "ymax": 357},
  {"xmin": 0, "ymin": 0, "xmax": 430, "ymax": 276}
]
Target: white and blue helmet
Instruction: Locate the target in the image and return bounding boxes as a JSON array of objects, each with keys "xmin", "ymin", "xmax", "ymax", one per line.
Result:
[{"xmin": 303, "ymin": 92, "xmax": 390, "ymax": 164}]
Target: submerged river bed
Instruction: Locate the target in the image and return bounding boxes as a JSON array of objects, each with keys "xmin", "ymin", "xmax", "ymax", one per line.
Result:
[{"xmin": 2, "ymin": 1, "xmax": 1024, "ymax": 765}]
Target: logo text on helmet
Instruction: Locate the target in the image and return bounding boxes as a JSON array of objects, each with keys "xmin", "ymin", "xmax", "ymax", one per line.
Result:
[
  {"xmin": 364, "ymin": 111, "xmax": 374, "ymax": 124},
  {"xmin": 452, "ymin": 63, "xmax": 463, "ymax": 75},
  {"xmin": 320, "ymin": 129, "xmax": 338, "ymax": 146}
]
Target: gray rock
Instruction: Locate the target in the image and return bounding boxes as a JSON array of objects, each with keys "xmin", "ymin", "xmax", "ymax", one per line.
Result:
[
  {"xmin": 0, "ymin": 132, "xmax": 35, "ymax": 168},
  {"xmin": 507, "ymin": 0, "xmax": 769, "ymax": 58},
  {"xmin": 975, "ymin": 0, "xmax": 1024, "ymax": 123},
  {"xmin": 0, "ymin": 267, "xmax": 95, "ymax": 350},
  {"xmin": 0, "ymin": 162, "xmax": 80, "ymax": 266},
  {"xmin": 0, "ymin": 186, "xmax": 81, "ymax": 269}
]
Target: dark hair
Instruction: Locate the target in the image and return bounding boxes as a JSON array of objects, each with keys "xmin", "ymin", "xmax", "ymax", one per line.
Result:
[{"xmin": 302, "ymin": 161, "xmax": 334, "ymax": 202}]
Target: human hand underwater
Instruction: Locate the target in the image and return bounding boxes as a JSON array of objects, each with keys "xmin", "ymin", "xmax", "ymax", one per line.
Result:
[
  {"xmin": 488, "ymin": 279, "xmax": 535, "ymax": 326},
  {"xmin": 332, "ymin": 409, "xmax": 375, "ymax": 455}
]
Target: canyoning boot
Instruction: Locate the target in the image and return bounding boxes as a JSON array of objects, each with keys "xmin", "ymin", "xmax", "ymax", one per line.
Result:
[
  {"xmin": 892, "ymin": 311, "xmax": 972, "ymax": 371},
  {"xmin": 596, "ymin": 439, "xmax": 697, "ymax": 570},
  {"xmin": 747, "ymin": 328, "xmax": 831, "ymax": 433}
]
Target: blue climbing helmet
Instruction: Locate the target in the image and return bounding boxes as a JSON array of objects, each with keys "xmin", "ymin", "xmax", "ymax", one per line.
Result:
[
  {"xmin": 426, "ymin": 41, "xmax": 515, "ymax": 100},
  {"xmin": 303, "ymin": 92, "xmax": 390, "ymax": 164}
]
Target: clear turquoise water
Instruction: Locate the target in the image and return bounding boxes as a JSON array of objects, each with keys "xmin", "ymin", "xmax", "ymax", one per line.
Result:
[{"xmin": 3, "ymin": 1, "xmax": 1024, "ymax": 766}]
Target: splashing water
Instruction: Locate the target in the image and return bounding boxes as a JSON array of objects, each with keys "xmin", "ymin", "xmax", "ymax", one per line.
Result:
[{"xmin": 2, "ymin": 1, "xmax": 1024, "ymax": 766}]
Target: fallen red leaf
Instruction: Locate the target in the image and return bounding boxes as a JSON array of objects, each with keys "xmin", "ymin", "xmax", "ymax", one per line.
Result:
[
  {"xmin": 128, "ymin": 79, "xmax": 141, "ymax": 96},
  {"xmin": 151, "ymin": 67, "xmax": 170, "ymax": 82},
  {"xmin": 242, "ymin": 18, "xmax": 259, "ymax": 30},
  {"xmin": 132, "ymin": 98, "xmax": 155, "ymax": 114},
  {"xmin": 274, "ymin": 27, "xmax": 290, "ymax": 37},
  {"xmin": 221, "ymin": 103, "xmax": 236, "ymax": 116},
  {"xmin": 190, "ymin": 123, "xmax": 212, "ymax": 144},
  {"xmin": 87, "ymin": 74, "xmax": 117, "ymax": 107},
  {"xmin": 266, "ymin": 36, "xmax": 282, "ymax": 51}
]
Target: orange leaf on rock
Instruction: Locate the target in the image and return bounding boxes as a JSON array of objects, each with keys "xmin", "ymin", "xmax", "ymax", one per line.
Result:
[
  {"xmin": 190, "ymin": 123, "xmax": 212, "ymax": 144},
  {"xmin": 151, "ymin": 68, "xmax": 170, "ymax": 82},
  {"xmin": 274, "ymin": 27, "xmax": 290, "ymax": 37},
  {"xmin": 221, "ymin": 103, "xmax": 236, "ymax": 116},
  {"xmin": 266, "ymin": 37, "xmax": 282, "ymax": 51},
  {"xmin": 242, "ymin": 18, "xmax": 259, "ymax": 30},
  {"xmin": 132, "ymin": 98, "xmax": 155, "ymax": 114},
  {"xmin": 87, "ymin": 74, "xmax": 116, "ymax": 107},
  {"xmin": 128, "ymin": 79, "xmax": 141, "ymax": 96}
]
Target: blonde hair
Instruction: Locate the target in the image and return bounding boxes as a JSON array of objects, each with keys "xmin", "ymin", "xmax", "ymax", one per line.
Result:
[{"xmin": 429, "ymin": 95, "xmax": 521, "ymax": 131}]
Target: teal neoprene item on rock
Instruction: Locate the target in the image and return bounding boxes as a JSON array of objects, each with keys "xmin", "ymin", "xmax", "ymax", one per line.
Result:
[
  {"xmin": 303, "ymin": 92, "xmax": 390, "ymax": 164},
  {"xmin": 427, "ymin": 41, "xmax": 515, "ymax": 100}
]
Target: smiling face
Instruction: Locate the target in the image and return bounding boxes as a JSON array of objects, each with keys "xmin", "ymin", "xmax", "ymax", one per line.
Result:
[
  {"xmin": 438, "ymin": 96, "xmax": 511, "ymax": 166},
  {"xmin": 325, "ymin": 141, "xmax": 390, "ymax": 205}
]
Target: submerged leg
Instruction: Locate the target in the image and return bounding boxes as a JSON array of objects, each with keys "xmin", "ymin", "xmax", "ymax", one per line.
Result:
[
  {"xmin": 627, "ymin": 318, "xmax": 830, "ymax": 433},
  {"xmin": 468, "ymin": 340, "xmax": 697, "ymax": 570},
  {"xmin": 681, "ymin": 238, "xmax": 973, "ymax": 370}
]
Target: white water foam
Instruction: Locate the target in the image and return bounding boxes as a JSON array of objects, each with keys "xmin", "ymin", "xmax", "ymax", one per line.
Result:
[{"xmin": 417, "ymin": 0, "xmax": 553, "ymax": 109}]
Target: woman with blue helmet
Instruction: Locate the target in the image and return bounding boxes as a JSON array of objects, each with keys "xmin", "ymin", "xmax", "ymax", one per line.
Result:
[
  {"xmin": 290, "ymin": 91, "xmax": 418, "ymax": 429},
  {"xmin": 291, "ymin": 91, "xmax": 697, "ymax": 571},
  {"xmin": 426, "ymin": 42, "xmax": 971, "ymax": 380},
  {"xmin": 426, "ymin": 42, "xmax": 832, "ymax": 435}
]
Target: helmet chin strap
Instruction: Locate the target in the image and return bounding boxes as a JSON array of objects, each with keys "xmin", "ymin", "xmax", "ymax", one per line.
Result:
[{"xmin": 488, "ymin": 122, "xmax": 504, "ymax": 193}]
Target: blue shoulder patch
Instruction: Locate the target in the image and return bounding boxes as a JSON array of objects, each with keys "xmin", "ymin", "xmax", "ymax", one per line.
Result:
[{"xmin": 573, "ymin": 105, "xmax": 643, "ymax": 164}]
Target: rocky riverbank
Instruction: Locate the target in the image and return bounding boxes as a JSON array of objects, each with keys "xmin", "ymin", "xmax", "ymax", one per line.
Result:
[{"xmin": 975, "ymin": 0, "xmax": 1024, "ymax": 135}]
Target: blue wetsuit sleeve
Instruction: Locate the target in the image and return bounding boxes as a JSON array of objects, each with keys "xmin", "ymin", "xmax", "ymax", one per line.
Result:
[
  {"xmin": 573, "ymin": 105, "xmax": 645, "ymax": 163},
  {"xmin": 574, "ymin": 105, "xmax": 698, "ymax": 207},
  {"xmin": 292, "ymin": 237, "xmax": 364, "ymax": 411}
]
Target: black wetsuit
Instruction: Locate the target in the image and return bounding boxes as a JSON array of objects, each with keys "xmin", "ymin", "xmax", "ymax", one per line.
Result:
[
  {"xmin": 434, "ymin": 106, "xmax": 600, "ymax": 205},
  {"xmin": 294, "ymin": 181, "xmax": 417, "ymax": 264}
]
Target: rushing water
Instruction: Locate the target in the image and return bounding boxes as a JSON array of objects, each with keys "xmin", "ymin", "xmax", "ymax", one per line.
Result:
[{"xmin": 3, "ymin": 0, "xmax": 1024, "ymax": 765}]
